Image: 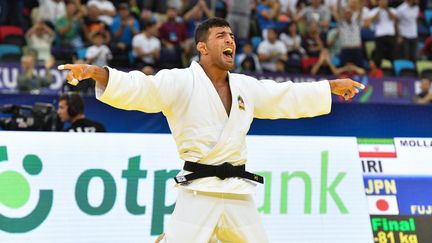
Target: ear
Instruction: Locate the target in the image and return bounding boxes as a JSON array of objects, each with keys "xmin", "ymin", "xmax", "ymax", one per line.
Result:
[{"xmin": 197, "ymin": 42, "xmax": 208, "ymax": 56}]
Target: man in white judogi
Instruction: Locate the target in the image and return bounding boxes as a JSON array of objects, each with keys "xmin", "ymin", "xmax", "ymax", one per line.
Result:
[{"xmin": 59, "ymin": 18, "xmax": 364, "ymax": 243}]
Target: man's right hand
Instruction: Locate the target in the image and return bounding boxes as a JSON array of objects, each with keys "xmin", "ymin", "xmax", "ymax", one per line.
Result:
[{"xmin": 58, "ymin": 64, "xmax": 109, "ymax": 88}]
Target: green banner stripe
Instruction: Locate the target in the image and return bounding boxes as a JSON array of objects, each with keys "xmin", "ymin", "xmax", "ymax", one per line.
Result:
[
  {"xmin": 0, "ymin": 146, "xmax": 8, "ymax": 162},
  {"xmin": 357, "ymin": 138, "xmax": 394, "ymax": 145}
]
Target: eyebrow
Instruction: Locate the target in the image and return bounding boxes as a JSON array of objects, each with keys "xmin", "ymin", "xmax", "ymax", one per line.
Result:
[{"xmin": 216, "ymin": 31, "xmax": 234, "ymax": 36}]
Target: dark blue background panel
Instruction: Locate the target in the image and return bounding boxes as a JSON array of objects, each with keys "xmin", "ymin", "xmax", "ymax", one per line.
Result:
[{"xmin": 1, "ymin": 94, "xmax": 431, "ymax": 137}]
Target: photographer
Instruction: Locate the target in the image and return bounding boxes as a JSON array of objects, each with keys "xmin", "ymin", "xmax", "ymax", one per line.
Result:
[{"xmin": 57, "ymin": 92, "xmax": 106, "ymax": 132}]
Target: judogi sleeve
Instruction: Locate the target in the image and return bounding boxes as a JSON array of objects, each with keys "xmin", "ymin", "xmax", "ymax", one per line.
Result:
[
  {"xmin": 250, "ymin": 78, "xmax": 332, "ymax": 119},
  {"xmin": 95, "ymin": 67, "xmax": 179, "ymax": 113}
]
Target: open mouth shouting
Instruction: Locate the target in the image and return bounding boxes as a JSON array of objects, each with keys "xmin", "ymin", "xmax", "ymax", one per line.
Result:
[{"xmin": 222, "ymin": 47, "xmax": 234, "ymax": 62}]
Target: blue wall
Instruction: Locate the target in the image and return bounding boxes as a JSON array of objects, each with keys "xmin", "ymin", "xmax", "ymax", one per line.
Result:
[{"xmin": 1, "ymin": 94, "xmax": 431, "ymax": 137}]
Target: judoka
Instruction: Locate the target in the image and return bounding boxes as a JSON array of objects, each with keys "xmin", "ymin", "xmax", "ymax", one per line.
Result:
[{"xmin": 59, "ymin": 17, "xmax": 364, "ymax": 243}]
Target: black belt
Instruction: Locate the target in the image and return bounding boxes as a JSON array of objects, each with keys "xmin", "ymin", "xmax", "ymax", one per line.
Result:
[{"xmin": 174, "ymin": 161, "xmax": 264, "ymax": 184}]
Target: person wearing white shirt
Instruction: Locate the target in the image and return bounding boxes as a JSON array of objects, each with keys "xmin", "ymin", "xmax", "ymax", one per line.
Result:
[
  {"xmin": 395, "ymin": 0, "xmax": 419, "ymax": 62},
  {"xmin": 25, "ymin": 21, "xmax": 55, "ymax": 63},
  {"xmin": 58, "ymin": 17, "xmax": 364, "ymax": 243},
  {"xmin": 86, "ymin": 0, "xmax": 116, "ymax": 25},
  {"xmin": 132, "ymin": 20, "xmax": 161, "ymax": 67},
  {"xmin": 257, "ymin": 27, "xmax": 288, "ymax": 72},
  {"xmin": 280, "ymin": 22, "xmax": 306, "ymax": 61},
  {"xmin": 236, "ymin": 42, "xmax": 262, "ymax": 73},
  {"xmin": 37, "ymin": 0, "xmax": 66, "ymax": 25},
  {"xmin": 85, "ymin": 32, "xmax": 112, "ymax": 67},
  {"xmin": 279, "ymin": 0, "xmax": 298, "ymax": 19},
  {"xmin": 367, "ymin": 0, "xmax": 398, "ymax": 66},
  {"xmin": 295, "ymin": 0, "xmax": 331, "ymax": 32},
  {"xmin": 226, "ymin": 0, "xmax": 251, "ymax": 41},
  {"xmin": 334, "ymin": 0, "xmax": 364, "ymax": 68}
]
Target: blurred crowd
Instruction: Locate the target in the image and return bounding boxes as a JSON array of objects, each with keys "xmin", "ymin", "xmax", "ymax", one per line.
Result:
[{"xmin": 0, "ymin": 0, "xmax": 431, "ymax": 101}]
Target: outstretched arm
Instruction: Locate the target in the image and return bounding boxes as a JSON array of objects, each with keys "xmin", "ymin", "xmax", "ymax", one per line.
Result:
[
  {"xmin": 252, "ymin": 77, "xmax": 364, "ymax": 119},
  {"xmin": 58, "ymin": 64, "xmax": 179, "ymax": 113}
]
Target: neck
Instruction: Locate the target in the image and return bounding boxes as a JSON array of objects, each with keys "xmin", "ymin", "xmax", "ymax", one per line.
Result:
[
  {"xmin": 198, "ymin": 60, "xmax": 228, "ymax": 85},
  {"xmin": 71, "ymin": 114, "xmax": 85, "ymax": 123}
]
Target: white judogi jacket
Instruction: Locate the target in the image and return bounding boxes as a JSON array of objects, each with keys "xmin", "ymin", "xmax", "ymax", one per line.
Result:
[{"xmin": 96, "ymin": 61, "xmax": 331, "ymax": 194}]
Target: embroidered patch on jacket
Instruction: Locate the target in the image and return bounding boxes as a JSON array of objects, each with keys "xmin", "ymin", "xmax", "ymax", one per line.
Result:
[{"xmin": 237, "ymin": 95, "xmax": 245, "ymax": 111}]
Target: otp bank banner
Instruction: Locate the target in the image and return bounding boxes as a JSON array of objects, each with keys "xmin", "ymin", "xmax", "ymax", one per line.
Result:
[{"xmin": 1, "ymin": 132, "xmax": 392, "ymax": 243}]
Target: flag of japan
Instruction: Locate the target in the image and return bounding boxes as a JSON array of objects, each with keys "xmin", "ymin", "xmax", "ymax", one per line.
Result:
[{"xmin": 367, "ymin": 195, "xmax": 399, "ymax": 215}]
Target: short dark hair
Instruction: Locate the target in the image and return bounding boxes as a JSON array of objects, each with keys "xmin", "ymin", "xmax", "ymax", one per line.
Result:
[
  {"xmin": 194, "ymin": 17, "xmax": 231, "ymax": 44},
  {"xmin": 59, "ymin": 92, "xmax": 84, "ymax": 117},
  {"xmin": 141, "ymin": 19, "xmax": 157, "ymax": 31}
]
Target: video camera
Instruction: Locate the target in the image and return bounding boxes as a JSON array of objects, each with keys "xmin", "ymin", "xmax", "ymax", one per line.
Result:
[{"xmin": 0, "ymin": 103, "xmax": 62, "ymax": 131}]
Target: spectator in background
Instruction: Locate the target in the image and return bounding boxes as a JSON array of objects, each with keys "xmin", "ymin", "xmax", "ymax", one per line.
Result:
[
  {"xmin": 279, "ymin": 0, "xmax": 298, "ymax": 20},
  {"xmin": 85, "ymin": 32, "xmax": 112, "ymax": 66},
  {"xmin": 354, "ymin": 0, "xmax": 372, "ymax": 26},
  {"xmin": 184, "ymin": 0, "xmax": 213, "ymax": 38},
  {"xmin": 310, "ymin": 49, "xmax": 365, "ymax": 76},
  {"xmin": 182, "ymin": 0, "xmax": 212, "ymax": 14},
  {"xmin": 302, "ymin": 21, "xmax": 325, "ymax": 58},
  {"xmin": 256, "ymin": 0, "xmax": 280, "ymax": 38},
  {"xmin": 128, "ymin": 0, "xmax": 142, "ymax": 18},
  {"xmin": 236, "ymin": 42, "xmax": 262, "ymax": 73},
  {"xmin": 214, "ymin": 0, "xmax": 228, "ymax": 18},
  {"xmin": 280, "ymin": 22, "xmax": 306, "ymax": 61},
  {"xmin": 325, "ymin": 0, "xmax": 344, "ymax": 18},
  {"xmin": 367, "ymin": 59, "xmax": 384, "ymax": 77},
  {"xmin": 132, "ymin": 20, "xmax": 161, "ymax": 68},
  {"xmin": 17, "ymin": 54, "xmax": 54, "ymax": 94},
  {"xmin": 110, "ymin": 3, "xmax": 140, "ymax": 67},
  {"xmin": 86, "ymin": 0, "xmax": 116, "ymax": 25},
  {"xmin": 326, "ymin": 26, "xmax": 341, "ymax": 60},
  {"xmin": 335, "ymin": 0, "xmax": 364, "ymax": 69},
  {"xmin": 37, "ymin": 0, "xmax": 66, "ymax": 27},
  {"xmin": 421, "ymin": 36, "xmax": 432, "ymax": 60},
  {"xmin": 226, "ymin": 0, "xmax": 251, "ymax": 42},
  {"xmin": 159, "ymin": 6, "xmax": 189, "ymax": 67},
  {"xmin": 56, "ymin": 1, "xmax": 85, "ymax": 48},
  {"xmin": 295, "ymin": 0, "xmax": 331, "ymax": 33},
  {"xmin": 257, "ymin": 27, "xmax": 288, "ymax": 72},
  {"xmin": 334, "ymin": 62, "xmax": 366, "ymax": 77},
  {"xmin": 82, "ymin": 4, "xmax": 111, "ymax": 45},
  {"xmin": 142, "ymin": 0, "xmax": 170, "ymax": 14},
  {"xmin": 413, "ymin": 78, "xmax": 432, "ymax": 104},
  {"xmin": 395, "ymin": 0, "xmax": 419, "ymax": 62},
  {"xmin": 139, "ymin": 9, "xmax": 155, "ymax": 26},
  {"xmin": 25, "ymin": 21, "xmax": 55, "ymax": 63},
  {"xmin": 57, "ymin": 92, "xmax": 106, "ymax": 132},
  {"xmin": 367, "ymin": 0, "xmax": 398, "ymax": 66},
  {"xmin": 310, "ymin": 49, "xmax": 333, "ymax": 74}
]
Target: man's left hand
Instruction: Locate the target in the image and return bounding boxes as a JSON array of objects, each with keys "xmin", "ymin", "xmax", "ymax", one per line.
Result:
[{"xmin": 328, "ymin": 79, "xmax": 365, "ymax": 101}]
